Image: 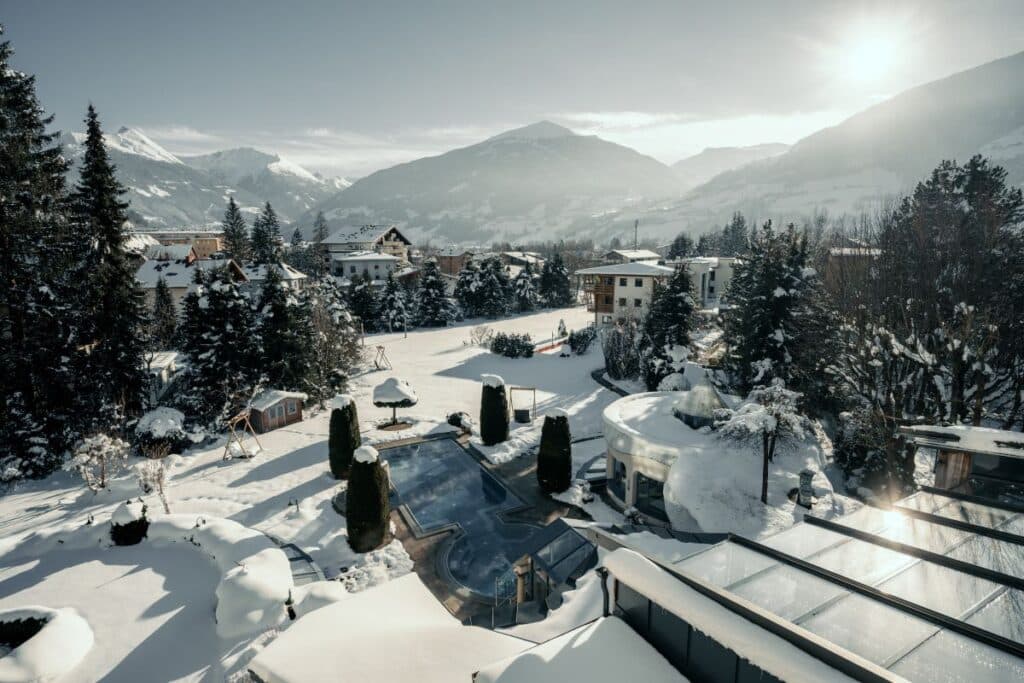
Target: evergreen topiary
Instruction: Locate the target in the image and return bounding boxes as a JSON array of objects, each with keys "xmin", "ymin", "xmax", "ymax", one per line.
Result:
[
  {"xmin": 537, "ymin": 411, "xmax": 572, "ymax": 493},
  {"xmin": 110, "ymin": 499, "xmax": 149, "ymax": 546},
  {"xmin": 479, "ymin": 375, "xmax": 509, "ymax": 446},
  {"xmin": 329, "ymin": 395, "xmax": 360, "ymax": 479},
  {"xmin": 345, "ymin": 446, "xmax": 390, "ymax": 552}
]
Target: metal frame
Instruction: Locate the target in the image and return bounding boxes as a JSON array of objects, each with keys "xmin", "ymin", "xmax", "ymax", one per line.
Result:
[
  {"xmin": 921, "ymin": 484, "xmax": 1024, "ymax": 515},
  {"xmin": 881, "ymin": 499, "xmax": 1024, "ymax": 546}
]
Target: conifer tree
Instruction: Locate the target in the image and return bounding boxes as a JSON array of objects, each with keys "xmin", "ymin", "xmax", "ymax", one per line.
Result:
[
  {"xmin": 328, "ymin": 395, "xmax": 360, "ymax": 479},
  {"xmin": 258, "ymin": 266, "xmax": 313, "ymax": 390},
  {"xmin": 305, "ymin": 280, "xmax": 361, "ymax": 400},
  {"xmin": 345, "ymin": 446, "xmax": 390, "ymax": 552},
  {"xmin": 668, "ymin": 233, "xmax": 694, "ymax": 259},
  {"xmin": 378, "ymin": 272, "xmax": 409, "ymax": 332},
  {"xmin": 250, "ymin": 202, "xmax": 280, "ymax": 264},
  {"xmin": 454, "ymin": 259, "xmax": 484, "ymax": 317},
  {"xmin": 221, "ymin": 197, "xmax": 250, "ymax": 261},
  {"xmin": 347, "ymin": 272, "xmax": 379, "ymax": 331},
  {"xmin": 641, "ymin": 265, "xmax": 696, "ymax": 390},
  {"xmin": 70, "ymin": 105, "xmax": 147, "ymax": 420},
  {"xmin": 539, "ymin": 253, "xmax": 573, "ymax": 307},
  {"xmin": 513, "ymin": 263, "xmax": 539, "ymax": 312},
  {"xmin": 537, "ymin": 412, "xmax": 572, "ymax": 493},
  {"xmin": 478, "ymin": 256, "xmax": 511, "ymax": 318},
  {"xmin": 291, "ymin": 227, "xmax": 303, "ymax": 246},
  {"xmin": 416, "ymin": 259, "xmax": 455, "ymax": 326},
  {"xmin": 149, "ymin": 277, "xmax": 177, "ymax": 349},
  {"xmin": 309, "ymin": 211, "xmax": 329, "ymax": 280},
  {"xmin": 312, "ymin": 210, "xmax": 329, "ymax": 244}
]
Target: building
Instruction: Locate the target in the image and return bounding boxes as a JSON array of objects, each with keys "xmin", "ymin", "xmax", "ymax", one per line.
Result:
[
  {"xmin": 142, "ymin": 351, "xmax": 185, "ymax": 406},
  {"xmin": 137, "ymin": 229, "xmax": 225, "ymax": 259},
  {"xmin": 435, "ymin": 245, "xmax": 479, "ymax": 276},
  {"xmin": 330, "ymin": 250, "xmax": 401, "ymax": 280},
  {"xmin": 823, "ymin": 240, "xmax": 881, "ymax": 295},
  {"xmin": 902, "ymin": 424, "xmax": 1024, "ymax": 499},
  {"xmin": 135, "ymin": 257, "xmax": 247, "ymax": 311},
  {"xmin": 239, "ymin": 262, "xmax": 308, "ymax": 292},
  {"xmin": 249, "ymin": 390, "xmax": 307, "ymax": 433},
  {"xmin": 670, "ymin": 256, "xmax": 736, "ymax": 308},
  {"xmin": 603, "ymin": 249, "xmax": 662, "ymax": 264},
  {"xmin": 501, "ymin": 251, "xmax": 545, "ymax": 270},
  {"xmin": 144, "ymin": 243, "xmax": 197, "ymax": 264},
  {"xmin": 321, "ymin": 224, "xmax": 412, "ymax": 262},
  {"xmin": 575, "ymin": 262, "xmax": 673, "ymax": 325}
]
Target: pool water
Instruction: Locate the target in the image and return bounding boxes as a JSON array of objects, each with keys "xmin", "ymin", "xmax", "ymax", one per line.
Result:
[{"xmin": 381, "ymin": 437, "xmax": 540, "ymax": 597}]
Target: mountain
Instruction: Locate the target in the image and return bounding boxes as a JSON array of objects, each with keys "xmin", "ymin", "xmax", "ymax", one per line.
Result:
[
  {"xmin": 304, "ymin": 120, "xmax": 681, "ymax": 243},
  {"xmin": 60, "ymin": 128, "xmax": 341, "ymax": 228},
  {"xmin": 671, "ymin": 143, "xmax": 789, "ymax": 190}
]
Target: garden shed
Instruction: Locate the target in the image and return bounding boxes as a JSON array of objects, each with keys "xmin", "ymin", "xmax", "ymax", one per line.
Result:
[{"xmin": 249, "ymin": 390, "xmax": 308, "ymax": 433}]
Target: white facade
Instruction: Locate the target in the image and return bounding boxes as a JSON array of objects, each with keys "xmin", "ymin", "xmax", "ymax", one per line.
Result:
[
  {"xmin": 670, "ymin": 257, "xmax": 736, "ymax": 308},
  {"xmin": 331, "ymin": 251, "xmax": 400, "ymax": 280}
]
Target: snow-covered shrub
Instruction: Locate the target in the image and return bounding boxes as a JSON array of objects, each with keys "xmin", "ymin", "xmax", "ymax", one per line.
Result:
[
  {"xmin": 468, "ymin": 325, "xmax": 494, "ymax": 348},
  {"xmin": 135, "ymin": 460, "xmax": 170, "ymax": 513},
  {"xmin": 345, "ymin": 447, "xmax": 390, "ymax": 553},
  {"xmin": 834, "ymin": 408, "xmax": 891, "ymax": 492},
  {"xmin": 328, "ymin": 394, "xmax": 360, "ymax": 479},
  {"xmin": 65, "ymin": 434, "xmax": 130, "ymax": 491},
  {"xmin": 490, "ymin": 332, "xmax": 534, "ymax": 358},
  {"xmin": 537, "ymin": 411, "xmax": 572, "ymax": 494},
  {"xmin": 134, "ymin": 407, "xmax": 189, "ymax": 456},
  {"xmin": 447, "ymin": 411, "xmax": 474, "ymax": 434},
  {"xmin": 568, "ymin": 327, "xmax": 596, "ymax": 355},
  {"xmin": 479, "ymin": 375, "xmax": 509, "ymax": 446},
  {"xmin": 601, "ymin": 322, "xmax": 642, "ymax": 380},
  {"xmin": 110, "ymin": 499, "xmax": 149, "ymax": 546}
]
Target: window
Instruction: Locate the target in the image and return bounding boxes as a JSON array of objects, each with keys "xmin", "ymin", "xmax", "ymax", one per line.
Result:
[
  {"xmin": 608, "ymin": 458, "xmax": 627, "ymax": 501},
  {"xmin": 618, "ymin": 298, "xmax": 627, "ymax": 307},
  {"xmin": 635, "ymin": 472, "xmax": 668, "ymax": 521},
  {"xmin": 603, "ymin": 295, "xmax": 613, "ymax": 305},
  {"xmin": 349, "ymin": 265, "xmax": 356, "ymax": 274},
  {"xmin": 635, "ymin": 278, "xmax": 643, "ymax": 287},
  {"xmin": 373, "ymin": 264, "xmax": 379, "ymax": 270},
  {"xmin": 287, "ymin": 401, "xmax": 298, "ymax": 415},
  {"xmin": 605, "ymin": 277, "xmax": 614, "ymax": 286},
  {"xmin": 709, "ymin": 270, "xmax": 716, "ymax": 281},
  {"xmin": 634, "ymin": 298, "xmax": 642, "ymax": 307},
  {"xmin": 619, "ymin": 277, "xmax": 628, "ymax": 287}
]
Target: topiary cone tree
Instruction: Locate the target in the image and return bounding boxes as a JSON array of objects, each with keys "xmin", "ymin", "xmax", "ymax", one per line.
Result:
[
  {"xmin": 537, "ymin": 410, "xmax": 572, "ymax": 493},
  {"xmin": 329, "ymin": 395, "xmax": 361, "ymax": 479},
  {"xmin": 346, "ymin": 446, "xmax": 390, "ymax": 553},
  {"xmin": 479, "ymin": 374, "xmax": 509, "ymax": 446}
]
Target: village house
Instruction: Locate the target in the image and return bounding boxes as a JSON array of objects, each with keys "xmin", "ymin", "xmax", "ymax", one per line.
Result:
[
  {"xmin": 142, "ymin": 351, "xmax": 186, "ymax": 407},
  {"xmin": 603, "ymin": 248, "xmax": 662, "ymax": 264},
  {"xmin": 575, "ymin": 261, "xmax": 673, "ymax": 325},
  {"xmin": 321, "ymin": 224, "xmax": 412, "ymax": 263},
  {"xmin": 669, "ymin": 256, "xmax": 737, "ymax": 308},
  {"xmin": 435, "ymin": 245, "xmax": 478, "ymax": 276},
  {"xmin": 137, "ymin": 229, "xmax": 225, "ymax": 259},
  {"xmin": 249, "ymin": 390, "xmax": 308, "ymax": 433},
  {"xmin": 330, "ymin": 250, "xmax": 400, "ymax": 280},
  {"xmin": 239, "ymin": 262, "xmax": 308, "ymax": 292},
  {"xmin": 135, "ymin": 257, "xmax": 247, "ymax": 311},
  {"xmin": 501, "ymin": 250, "xmax": 545, "ymax": 270}
]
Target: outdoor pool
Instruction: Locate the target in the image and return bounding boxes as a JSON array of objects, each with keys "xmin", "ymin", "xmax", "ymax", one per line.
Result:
[{"xmin": 380, "ymin": 437, "xmax": 540, "ymax": 598}]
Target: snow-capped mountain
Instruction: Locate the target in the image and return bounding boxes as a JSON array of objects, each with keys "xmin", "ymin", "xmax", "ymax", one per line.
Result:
[
  {"xmin": 302, "ymin": 120, "xmax": 681, "ymax": 243},
  {"xmin": 671, "ymin": 143, "xmax": 789, "ymax": 191},
  {"xmin": 60, "ymin": 128, "xmax": 342, "ymax": 228}
]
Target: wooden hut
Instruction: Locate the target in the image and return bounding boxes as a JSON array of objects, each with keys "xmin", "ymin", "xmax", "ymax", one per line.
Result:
[
  {"xmin": 250, "ymin": 390, "xmax": 308, "ymax": 433},
  {"xmin": 901, "ymin": 424, "xmax": 1024, "ymax": 496}
]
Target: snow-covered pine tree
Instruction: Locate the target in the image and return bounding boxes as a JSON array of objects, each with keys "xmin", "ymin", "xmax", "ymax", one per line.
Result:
[
  {"xmin": 454, "ymin": 259, "xmax": 484, "ymax": 317},
  {"xmin": 250, "ymin": 202, "xmax": 281, "ymax": 264},
  {"xmin": 347, "ymin": 272, "xmax": 379, "ymax": 332},
  {"xmin": 478, "ymin": 256, "xmax": 511, "ymax": 318},
  {"xmin": 309, "ymin": 210, "xmax": 330, "ymax": 280},
  {"xmin": 149, "ymin": 276, "xmax": 178, "ymax": 349},
  {"xmin": 291, "ymin": 227, "xmax": 303, "ymax": 246},
  {"xmin": 258, "ymin": 265, "xmax": 314, "ymax": 391},
  {"xmin": 378, "ymin": 272, "xmax": 409, "ymax": 332},
  {"xmin": 221, "ymin": 197, "xmax": 250, "ymax": 261},
  {"xmin": 415, "ymin": 259, "xmax": 455, "ymax": 327},
  {"xmin": 513, "ymin": 262, "xmax": 539, "ymax": 313},
  {"xmin": 539, "ymin": 253, "xmax": 573, "ymax": 307},
  {"xmin": 304, "ymin": 279, "xmax": 361, "ymax": 401},
  {"xmin": 641, "ymin": 264, "xmax": 696, "ymax": 390},
  {"xmin": 667, "ymin": 233, "xmax": 694, "ymax": 259},
  {"xmin": 70, "ymin": 105, "xmax": 148, "ymax": 421}
]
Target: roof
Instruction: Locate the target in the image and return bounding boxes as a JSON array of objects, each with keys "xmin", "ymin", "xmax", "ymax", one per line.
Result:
[
  {"xmin": 607, "ymin": 249, "xmax": 662, "ymax": 261},
  {"xmin": 124, "ymin": 233, "xmax": 161, "ymax": 255},
  {"xmin": 135, "ymin": 257, "xmax": 239, "ymax": 288},
  {"xmin": 474, "ymin": 617, "xmax": 689, "ymax": 683},
  {"xmin": 828, "ymin": 247, "xmax": 882, "ymax": 257},
  {"xmin": 144, "ymin": 243, "xmax": 194, "ymax": 261},
  {"xmin": 323, "ymin": 224, "xmax": 411, "ymax": 246},
  {"xmin": 330, "ymin": 250, "xmax": 400, "ymax": 263},
  {"xmin": 248, "ymin": 573, "xmax": 529, "ymax": 683},
  {"xmin": 249, "ymin": 390, "xmax": 308, "ymax": 411},
  {"xmin": 901, "ymin": 424, "xmax": 1024, "ymax": 460},
  {"xmin": 503, "ymin": 250, "xmax": 545, "ymax": 264},
  {"xmin": 437, "ymin": 245, "xmax": 477, "ymax": 257},
  {"xmin": 576, "ymin": 262, "xmax": 674, "ymax": 277},
  {"xmin": 240, "ymin": 262, "xmax": 308, "ymax": 282}
]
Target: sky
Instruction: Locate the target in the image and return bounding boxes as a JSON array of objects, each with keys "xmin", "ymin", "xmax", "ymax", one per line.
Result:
[{"xmin": 3, "ymin": 0, "xmax": 1023, "ymax": 178}]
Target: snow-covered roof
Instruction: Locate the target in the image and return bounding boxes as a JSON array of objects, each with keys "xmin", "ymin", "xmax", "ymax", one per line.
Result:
[
  {"xmin": 323, "ymin": 224, "xmax": 410, "ymax": 246},
  {"xmin": 828, "ymin": 247, "xmax": 881, "ymax": 257},
  {"xmin": 503, "ymin": 250, "xmax": 545, "ymax": 264},
  {"xmin": 136, "ymin": 258, "xmax": 238, "ymax": 289},
  {"xmin": 372, "ymin": 378, "xmax": 418, "ymax": 406},
  {"xmin": 248, "ymin": 573, "xmax": 528, "ymax": 683},
  {"xmin": 437, "ymin": 245, "xmax": 477, "ymax": 257},
  {"xmin": 249, "ymin": 390, "xmax": 308, "ymax": 412},
  {"xmin": 475, "ymin": 616, "xmax": 688, "ymax": 683},
  {"xmin": 240, "ymin": 262, "xmax": 307, "ymax": 282},
  {"xmin": 607, "ymin": 249, "xmax": 662, "ymax": 261},
  {"xmin": 901, "ymin": 424, "xmax": 1024, "ymax": 460},
  {"xmin": 672, "ymin": 376, "xmax": 727, "ymax": 420},
  {"xmin": 576, "ymin": 262, "xmax": 674, "ymax": 277},
  {"xmin": 124, "ymin": 232, "xmax": 161, "ymax": 255},
  {"xmin": 330, "ymin": 250, "xmax": 400, "ymax": 263},
  {"xmin": 144, "ymin": 243, "xmax": 195, "ymax": 261}
]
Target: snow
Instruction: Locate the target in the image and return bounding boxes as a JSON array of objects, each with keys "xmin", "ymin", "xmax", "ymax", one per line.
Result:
[
  {"xmin": 267, "ymin": 157, "xmax": 320, "ymax": 183},
  {"xmin": 371, "ymin": 377, "xmax": 418, "ymax": 406},
  {"xmin": 249, "ymin": 573, "xmax": 529, "ymax": 683},
  {"xmin": 110, "ymin": 499, "xmax": 145, "ymax": 525},
  {"xmin": 546, "ymin": 407, "xmax": 569, "ymax": 419},
  {"xmin": 476, "ymin": 616, "xmax": 689, "ymax": 683},
  {"xmin": 902, "ymin": 423, "xmax": 1024, "ymax": 460},
  {"xmin": 330, "ymin": 393, "xmax": 355, "ymax": 410},
  {"xmin": 135, "ymin": 407, "xmax": 185, "ymax": 439},
  {"xmin": 353, "ymin": 445, "xmax": 379, "ymax": 464},
  {"xmin": 603, "ymin": 549, "xmax": 861, "ymax": 683},
  {"xmin": 482, "ymin": 373, "xmax": 506, "ymax": 388},
  {"xmin": 105, "ymin": 127, "xmax": 183, "ymax": 165},
  {"xmin": 0, "ymin": 606, "xmax": 93, "ymax": 683}
]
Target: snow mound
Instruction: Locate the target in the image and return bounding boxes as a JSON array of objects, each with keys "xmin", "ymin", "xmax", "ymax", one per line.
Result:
[
  {"xmin": 546, "ymin": 407, "xmax": 570, "ymax": 420},
  {"xmin": 372, "ymin": 378, "xmax": 418, "ymax": 406},
  {"xmin": 135, "ymin": 407, "xmax": 185, "ymax": 438},
  {"xmin": 354, "ymin": 446, "xmax": 379, "ymax": 464},
  {"xmin": 481, "ymin": 374, "xmax": 505, "ymax": 388},
  {"xmin": 0, "ymin": 606, "xmax": 94, "ymax": 683},
  {"xmin": 111, "ymin": 499, "xmax": 146, "ymax": 526},
  {"xmin": 331, "ymin": 394, "xmax": 355, "ymax": 410}
]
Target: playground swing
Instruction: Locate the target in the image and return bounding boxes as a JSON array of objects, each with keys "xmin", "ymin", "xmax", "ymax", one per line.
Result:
[
  {"xmin": 223, "ymin": 408, "xmax": 263, "ymax": 460},
  {"xmin": 508, "ymin": 386, "xmax": 537, "ymax": 424},
  {"xmin": 374, "ymin": 345, "xmax": 393, "ymax": 370}
]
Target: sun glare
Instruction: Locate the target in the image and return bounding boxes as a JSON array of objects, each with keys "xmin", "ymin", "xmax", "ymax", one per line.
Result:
[{"xmin": 837, "ymin": 23, "xmax": 902, "ymax": 85}]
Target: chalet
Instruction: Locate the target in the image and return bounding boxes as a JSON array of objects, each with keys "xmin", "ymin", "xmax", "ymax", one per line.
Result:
[
  {"xmin": 330, "ymin": 251, "xmax": 401, "ymax": 280},
  {"xmin": 603, "ymin": 249, "xmax": 662, "ymax": 264},
  {"xmin": 575, "ymin": 262, "xmax": 673, "ymax": 325},
  {"xmin": 321, "ymin": 225, "xmax": 412, "ymax": 262},
  {"xmin": 249, "ymin": 390, "xmax": 308, "ymax": 433},
  {"xmin": 823, "ymin": 238, "xmax": 881, "ymax": 294},
  {"xmin": 135, "ymin": 257, "xmax": 247, "ymax": 311},
  {"xmin": 137, "ymin": 229, "xmax": 225, "ymax": 259},
  {"xmin": 145, "ymin": 243, "xmax": 197, "ymax": 263},
  {"xmin": 435, "ymin": 245, "xmax": 478, "ymax": 276},
  {"xmin": 239, "ymin": 263, "xmax": 308, "ymax": 292},
  {"xmin": 901, "ymin": 424, "xmax": 1024, "ymax": 500}
]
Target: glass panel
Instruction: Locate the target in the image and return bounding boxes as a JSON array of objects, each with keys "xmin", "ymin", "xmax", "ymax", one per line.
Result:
[
  {"xmin": 967, "ymin": 589, "xmax": 1024, "ymax": 644},
  {"xmin": 761, "ymin": 523, "xmax": 848, "ymax": 559},
  {"xmin": 876, "ymin": 559, "xmax": 1003, "ymax": 623},
  {"xmin": 608, "ymin": 458, "xmax": 627, "ymax": 502},
  {"xmin": 811, "ymin": 536, "xmax": 917, "ymax": 585},
  {"xmin": 834, "ymin": 505, "xmax": 893, "ymax": 534},
  {"xmin": 536, "ymin": 530, "xmax": 585, "ymax": 568},
  {"xmin": 945, "ymin": 533, "xmax": 1024, "ymax": 577},
  {"xmin": 898, "ymin": 491, "xmax": 1019, "ymax": 529},
  {"xmin": 799, "ymin": 592, "xmax": 938, "ymax": 665},
  {"xmin": 732, "ymin": 564, "xmax": 847, "ymax": 620},
  {"xmin": 676, "ymin": 542, "xmax": 776, "ymax": 587},
  {"xmin": 874, "ymin": 513, "xmax": 971, "ymax": 553},
  {"xmin": 891, "ymin": 628, "xmax": 1024, "ymax": 683},
  {"xmin": 635, "ymin": 472, "xmax": 668, "ymax": 521}
]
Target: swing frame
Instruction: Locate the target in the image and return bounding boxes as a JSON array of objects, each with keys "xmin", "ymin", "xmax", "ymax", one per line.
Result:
[
  {"xmin": 223, "ymin": 408, "xmax": 263, "ymax": 460},
  {"xmin": 508, "ymin": 386, "xmax": 537, "ymax": 420},
  {"xmin": 374, "ymin": 345, "xmax": 393, "ymax": 370}
]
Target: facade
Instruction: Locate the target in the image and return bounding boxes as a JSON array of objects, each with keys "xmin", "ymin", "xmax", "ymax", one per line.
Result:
[
  {"xmin": 135, "ymin": 257, "xmax": 247, "ymax": 311},
  {"xmin": 142, "ymin": 351, "xmax": 185, "ymax": 406},
  {"xmin": 249, "ymin": 390, "xmax": 307, "ymax": 433},
  {"xmin": 330, "ymin": 251, "xmax": 400, "ymax": 280},
  {"xmin": 239, "ymin": 262, "xmax": 308, "ymax": 292},
  {"xmin": 575, "ymin": 262, "xmax": 673, "ymax": 325},
  {"xmin": 669, "ymin": 256, "xmax": 736, "ymax": 308},
  {"xmin": 137, "ymin": 229, "xmax": 225, "ymax": 259},
  {"xmin": 144, "ymin": 243, "xmax": 197, "ymax": 263},
  {"xmin": 603, "ymin": 249, "xmax": 662, "ymax": 264},
  {"xmin": 321, "ymin": 224, "xmax": 412, "ymax": 262},
  {"xmin": 435, "ymin": 245, "xmax": 480, "ymax": 276}
]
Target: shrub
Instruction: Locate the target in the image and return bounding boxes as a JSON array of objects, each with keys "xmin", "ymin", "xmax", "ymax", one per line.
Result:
[
  {"xmin": 346, "ymin": 446, "xmax": 390, "ymax": 552},
  {"xmin": 480, "ymin": 376, "xmax": 509, "ymax": 446},
  {"xmin": 537, "ymin": 412, "xmax": 572, "ymax": 493},
  {"xmin": 134, "ymin": 407, "xmax": 191, "ymax": 456},
  {"xmin": 329, "ymin": 395, "xmax": 361, "ymax": 479},
  {"xmin": 110, "ymin": 499, "xmax": 149, "ymax": 546},
  {"xmin": 568, "ymin": 327, "xmax": 596, "ymax": 355},
  {"xmin": 490, "ymin": 332, "xmax": 534, "ymax": 358}
]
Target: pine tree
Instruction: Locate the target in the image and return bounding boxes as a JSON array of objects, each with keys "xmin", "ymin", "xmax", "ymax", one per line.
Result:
[
  {"xmin": 539, "ymin": 253, "xmax": 573, "ymax": 307},
  {"xmin": 312, "ymin": 210, "xmax": 329, "ymax": 244},
  {"xmin": 416, "ymin": 259, "xmax": 455, "ymax": 327},
  {"xmin": 304, "ymin": 279, "xmax": 361, "ymax": 401},
  {"xmin": 328, "ymin": 396, "xmax": 360, "ymax": 479},
  {"xmin": 347, "ymin": 273, "xmax": 379, "ymax": 332},
  {"xmin": 309, "ymin": 211, "xmax": 329, "ymax": 280},
  {"xmin": 478, "ymin": 256, "xmax": 511, "ymax": 318},
  {"xmin": 149, "ymin": 277, "xmax": 177, "ymax": 349},
  {"xmin": 221, "ymin": 197, "xmax": 249, "ymax": 261},
  {"xmin": 345, "ymin": 446, "xmax": 390, "ymax": 553},
  {"xmin": 641, "ymin": 264, "xmax": 696, "ymax": 390},
  {"xmin": 291, "ymin": 227, "xmax": 303, "ymax": 246},
  {"xmin": 454, "ymin": 259, "xmax": 484, "ymax": 317},
  {"xmin": 251, "ymin": 202, "xmax": 280, "ymax": 264},
  {"xmin": 668, "ymin": 233, "xmax": 694, "ymax": 259},
  {"xmin": 513, "ymin": 263, "xmax": 539, "ymax": 313},
  {"xmin": 70, "ymin": 105, "xmax": 147, "ymax": 421},
  {"xmin": 258, "ymin": 266, "xmax": 313, "ymax": 390},
  {"xmin": 480, "ymin": 378, "xmax": 509, "ymax": 446},
  {"xmin": 378, "ymin": 272, "xmax": 409, "ymax": 332}
]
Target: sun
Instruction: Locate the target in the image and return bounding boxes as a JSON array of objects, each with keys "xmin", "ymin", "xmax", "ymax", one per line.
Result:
[{"xmin": 836, "ymin": 23, "xmax": 902, "ymax": 85}]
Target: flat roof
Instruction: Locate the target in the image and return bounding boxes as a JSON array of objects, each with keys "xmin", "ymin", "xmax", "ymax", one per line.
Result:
[{"xmin": 902, "ymin": 424, "xmax": 1024, "ymax": 460}]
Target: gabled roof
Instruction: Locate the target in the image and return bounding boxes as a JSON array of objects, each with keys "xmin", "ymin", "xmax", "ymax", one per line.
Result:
[
  {"xmin": 250, "ymin": 390, "xmax": 308, "ymax": 412},
  {"xmin": 323, "ymin": 224, "xmax": 411, "ymax": 246},
  {"xmin": 136, "ymin": 257, "xmax": 242, "ymax": 288},
  {"xmin": 606, "ymin": 249, "xmax": 662, "ymax": 261},
  {"xmin": 575, "ymin": 262, "xmax": 674, "ymax": 277},
  {"xmin": 331, "ymin": 250, "xmax": 401, "ymax": 263},
  {"xmin": 145, "ymin": 243, "xmax": 195, "ymax": 261},
  {"xmin": 240, "ymin": 262, "xmax": 308, "ymax": 282}
]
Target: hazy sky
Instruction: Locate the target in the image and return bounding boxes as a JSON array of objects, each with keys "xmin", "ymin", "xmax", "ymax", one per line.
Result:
[{"xmin": 4, "ymin": 0, "xmax": 1023, "ymax": 177}]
